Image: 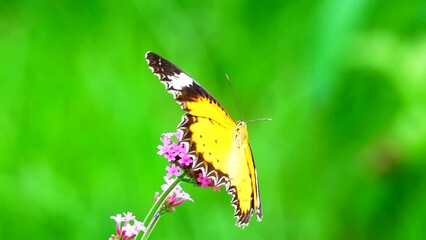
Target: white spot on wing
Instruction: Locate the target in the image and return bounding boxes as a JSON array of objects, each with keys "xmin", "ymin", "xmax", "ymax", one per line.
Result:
[{"xmin": 169, "ymin": 72, "xmax": 193, "ymax": 90}]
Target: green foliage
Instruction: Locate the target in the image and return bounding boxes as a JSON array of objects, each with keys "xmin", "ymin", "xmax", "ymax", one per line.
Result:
[{"xmin": 1, "ymin": 0, "xmax": 425, "ymax": 239}]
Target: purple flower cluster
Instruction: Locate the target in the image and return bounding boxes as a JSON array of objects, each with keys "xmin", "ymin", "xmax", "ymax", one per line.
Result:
[
  {"xmin": 157, "ymin": 132, "xmax": 219, "ymax": 189},
  {"xmin": 157, "ymin": 132, "xmax": 193, "ymax": 173},
  {"xmin": 108, "ymin": 131, "xmax": 221, "ymax": 239},
  {"xmin": 109, "ymin": 212, "xmax": 145, "ymax": 240}
]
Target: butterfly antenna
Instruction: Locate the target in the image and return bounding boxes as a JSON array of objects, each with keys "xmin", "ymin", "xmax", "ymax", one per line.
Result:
[
  {"xmin": 245, "ymin": 118, "xmax": 272, "ymax": 124},
  {"xmin": 225, "ymin": 73, "xmax": 245, "ymax": 121}
]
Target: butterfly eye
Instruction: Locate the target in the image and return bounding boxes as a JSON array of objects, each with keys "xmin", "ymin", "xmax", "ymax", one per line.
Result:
[{"xmin": 236, "ymin": 121, "xmax": 247, "ymax": 128}]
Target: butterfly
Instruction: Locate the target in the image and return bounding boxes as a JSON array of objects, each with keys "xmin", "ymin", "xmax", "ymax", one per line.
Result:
[{"xmin": 146, "ymin": 51, "xmax": 262, "ymax": 227}]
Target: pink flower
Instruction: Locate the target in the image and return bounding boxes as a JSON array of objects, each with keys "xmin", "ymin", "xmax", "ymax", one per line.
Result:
[
  {"xmin": 170, "ymin": 189, "xmax": 193, "ymax": 206},
  {"xmin": 154, "ymin": 177, "xmax": 194, "ymax": 213},
  {"xmin": 157, "ymin": 144, "xmax": 170, "ymax": 155},
  {"xmin": 158, "ymin": 133, "xmax": 179, "ymax": 161},
  {"xmin": 164, "ymin": 147, "xmax": 178, "ymax": 162},
  {"xmin": 197, "ymin": 173, "xmax": 213, "ymax": 188},
  {"xmin": 177, "ymin": 153, "xmax": 193, "ymax": 166},
  {"xmin": 123, "ymin": 211, "xmax": 135, "ymax": 222},
  {"xmin": 160, "ymin": 133, "xmax": 173, "ymax": 145},
  {"xmin": 166, "ymin": 164, "xmax": 181, "ymax": 178},
  {"xmin": 175, "ymin": 131, "xmax": 182, "ymax": 140},
  {"xmin": 133, "ymin": 220, "xmax": 146, "ymax": 232},
  {"xmin": 158, "ymin": 132, "xmax": 193, "ymax": 164},
  {"xmin": 109, "ymin": 212, "xmax": 146, "ymax": 240},
  {"xmin": 175, "ymin": 142, "xmax": 188, "ymax": 155},
  {"xmin": 122, "ymin": 223, "xmax": 138, "ymax": 238},
  {"xmin": 159, "ymin": 132, "xmax": 219, "ymax": 191},
  {"xmin": 161, "ymin": 176, "xmax": 175, "ymax": 191}
]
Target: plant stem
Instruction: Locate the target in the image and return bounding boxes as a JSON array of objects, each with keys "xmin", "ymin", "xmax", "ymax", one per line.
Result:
[
  {"xmin": 141, "ymin": 211, "xmax": 161, "ymax": 240},
  {"xmin": 140, "ymin": 177, "xmax": 182, "ymax": 240}
]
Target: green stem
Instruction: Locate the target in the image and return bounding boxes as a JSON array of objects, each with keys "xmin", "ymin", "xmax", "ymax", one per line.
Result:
[
  {"xmin": 141, "ymin": 211, "xmax": 161, "ymax": 240},
  {"xmin": 140, "ymin": 177, "xmax": 182, "ymax": 240}
]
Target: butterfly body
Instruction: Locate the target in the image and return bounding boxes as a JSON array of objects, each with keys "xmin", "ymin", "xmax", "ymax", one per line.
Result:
[{"xmin": 146, "ymin": 52, "xmax": 262, "ymax": 226}]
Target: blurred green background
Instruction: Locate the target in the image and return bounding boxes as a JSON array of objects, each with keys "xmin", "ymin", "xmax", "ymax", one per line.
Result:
[{"xmin": 1, "ymin": 0, "xmax": 426, "ymax": 239}]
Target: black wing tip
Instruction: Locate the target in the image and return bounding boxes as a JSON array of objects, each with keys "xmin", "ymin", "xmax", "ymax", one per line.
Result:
[
  {"xmin": 145, "ymin": 51, "xmax": 160, "ymax": 64},
  {"xmin": 145, "ymin": 51, "xmax": 184, "ymax": 78},
  {"xmin": 145, "ymin": 51, "xmax": 156, "ymax": 68},
  {"xmin": 145, "ymin": 51, "xmax": 156, "ymax": 58},
  {"xmin": 145, "ymin": 52, "xmax": 165, "ymax": 68},
  {"xmin": 145, "ymin": 51, "xmax": 152, "ymax": 60}
]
